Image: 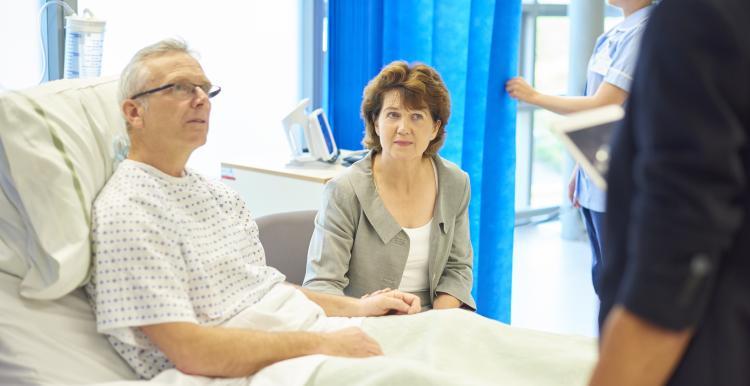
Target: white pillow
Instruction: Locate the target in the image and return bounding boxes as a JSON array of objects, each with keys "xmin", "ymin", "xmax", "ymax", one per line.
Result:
[
  {"xmin": 0, "ymin": 186, "xmax": 27, "ymax": 279},
  {"xmin": 0, "ymin": 271, "xmax": 138, "ymax": 385},
  {"xmin": 0, "ymin": 77, "xmax": 125, "ymax": 299}
]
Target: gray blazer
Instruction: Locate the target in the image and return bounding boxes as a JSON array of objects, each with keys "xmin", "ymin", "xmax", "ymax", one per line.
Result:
[{"xmin": 303, "ymin": 152, "xmax": 476, "ymax": 310}]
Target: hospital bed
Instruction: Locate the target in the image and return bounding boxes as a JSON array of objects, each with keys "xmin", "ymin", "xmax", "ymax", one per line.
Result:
[{"xmin": 0, "ymin": 78, "xmax": 597, "ymax": 385}]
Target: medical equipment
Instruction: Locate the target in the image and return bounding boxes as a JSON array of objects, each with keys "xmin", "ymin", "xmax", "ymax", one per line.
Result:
[
  {"xmin": 282, "ymin": 99, "xmax": 339, "ymax": 163},
  {"xmin": 340, "ymin": 150, "xmax": 368, "ymax": 166},
  {"xmin": 550, "ymin": 104, "xmax": 624, "ymax": 190},
  {"xmin": 63, "ymin": 9, "xmax": 106, "ymax": 79},
  {"xmin": 36, "ymin": 2, "xmax": 106, "ymax": 83}
]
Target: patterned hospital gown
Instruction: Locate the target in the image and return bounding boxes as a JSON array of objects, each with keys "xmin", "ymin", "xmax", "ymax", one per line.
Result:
[{"xmin": 85, "ymin": 160, "xmax": 285, "ymax": 379}]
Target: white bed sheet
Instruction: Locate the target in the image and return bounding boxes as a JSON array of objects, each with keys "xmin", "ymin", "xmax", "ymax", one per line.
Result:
[
  {"xmin": 1, "ymin": 272, "xmax": 596, "ymax": 386},
  {"xmin": 0, "ymin": 271, "xmax": 137, "ymax": 385}
]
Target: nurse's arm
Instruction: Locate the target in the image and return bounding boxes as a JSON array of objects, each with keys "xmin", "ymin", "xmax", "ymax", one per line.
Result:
[
  {"xmin": 506, "ymin": 78, "xmax": 627, "ymax": 115},
  {"xmin": 588, "ymin": 306, "xmax": 694, "ymax": 386}
]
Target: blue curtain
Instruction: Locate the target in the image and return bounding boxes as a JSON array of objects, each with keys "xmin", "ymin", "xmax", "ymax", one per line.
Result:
[{"xmin": 328, "ymin": 0, "xmax": 520, "ymax": 322}]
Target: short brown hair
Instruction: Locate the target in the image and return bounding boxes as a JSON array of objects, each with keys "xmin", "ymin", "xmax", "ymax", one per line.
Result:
[{"xmin": 361, "ymin": 61, "xmax": 450, "ymax": 156}]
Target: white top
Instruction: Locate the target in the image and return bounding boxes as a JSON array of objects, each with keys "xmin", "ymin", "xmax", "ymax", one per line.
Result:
[
  {"xmin": 399, "ymin": 219, "xmax": 433, "ymax": 292},
  {"xmin": 85, "ymin": 160, "xmax": 285, "ymax": 379},
  {"xmin": 398, "ymin": 159, "xmax": 438, "ymax": 293}
]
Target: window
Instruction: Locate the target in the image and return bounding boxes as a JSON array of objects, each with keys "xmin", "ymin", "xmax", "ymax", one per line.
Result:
[
  {"xmin": 529, "ymin": 13, "xmax": 569, "ymax": 209},
  {"xmin": 78, "ymin": 0, "xmax": 304, "ymax": 177},
  {"xmin": 515, "ymin": 0, "xmax": 622, "ymax": 215}
]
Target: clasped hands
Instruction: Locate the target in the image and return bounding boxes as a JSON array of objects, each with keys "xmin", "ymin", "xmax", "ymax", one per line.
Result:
[{"xmin": 359, "ymin": 288, "xmax": 420, "ymax": 316}]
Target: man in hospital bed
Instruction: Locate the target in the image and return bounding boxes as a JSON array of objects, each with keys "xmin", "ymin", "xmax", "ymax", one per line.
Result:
[
  {"xmin": 84, "ymin": 38, "xmax": 425, "ymax": 380},
  {"xmin": 85, "ymin": 39, "xmax": 595, "ymax": 386}
]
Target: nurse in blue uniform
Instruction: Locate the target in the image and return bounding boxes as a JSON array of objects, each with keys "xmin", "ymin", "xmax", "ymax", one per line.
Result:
[{"xmin": 505, "ymin": 0, "xmax": 655, "ymax": 296}]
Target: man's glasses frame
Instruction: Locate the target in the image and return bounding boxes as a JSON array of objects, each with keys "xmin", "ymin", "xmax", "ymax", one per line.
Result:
[{"xmin": 130, "ymin": 82, "xmax": 221, "ymax": 100}]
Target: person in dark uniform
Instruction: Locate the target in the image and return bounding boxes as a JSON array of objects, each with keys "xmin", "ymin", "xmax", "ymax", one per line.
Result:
[
  {"xmin": 591, "ymin": 0, "xmax": 750, "ymax": 386},
  {"xmin": 590, "ymin": 0, "xmax": 750, "ymax": 385}
]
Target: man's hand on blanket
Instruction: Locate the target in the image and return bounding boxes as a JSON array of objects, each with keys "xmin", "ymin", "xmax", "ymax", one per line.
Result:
[
  {"xmin": 319, "ymin": 327, "xmax": 383, "ymax": 357},
  {"xmin": 358, "ymin": 289, "xmax": 421, "ymax": 316}
]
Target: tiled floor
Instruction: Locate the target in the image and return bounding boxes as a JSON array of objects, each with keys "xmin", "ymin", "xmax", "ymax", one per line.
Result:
[{"xmin": 510, "ymin": 220, "xmax": 599, "ymax": 337}]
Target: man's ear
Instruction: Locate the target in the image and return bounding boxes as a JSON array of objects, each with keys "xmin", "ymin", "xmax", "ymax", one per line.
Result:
[{"xmin": 122, "ymin": 100, "xmax": 144, "ymax": 130}]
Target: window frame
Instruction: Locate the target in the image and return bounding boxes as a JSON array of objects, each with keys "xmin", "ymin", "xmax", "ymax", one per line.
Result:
[
  {"xmin": 515, "ymin": 1, "xmax": 568, "ymax": 222},
  {"xmin": 515, "ymin": 0, "xmax": 620, "ymax": 224}
]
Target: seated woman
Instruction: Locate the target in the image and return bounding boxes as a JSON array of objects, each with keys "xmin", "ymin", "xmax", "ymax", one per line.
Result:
[{"xmin": 303, "ymin": 61, "xmax": 475, "ymax": 310}]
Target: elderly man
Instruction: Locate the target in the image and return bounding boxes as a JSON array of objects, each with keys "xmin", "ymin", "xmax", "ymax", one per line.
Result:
[{"xmin": 85, "ymin": 39, "xmax": 420, "ymax": 380}]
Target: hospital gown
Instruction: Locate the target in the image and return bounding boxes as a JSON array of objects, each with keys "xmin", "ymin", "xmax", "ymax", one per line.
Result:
[{"xmin": 85, "ymin": 159, "xmax": 285, "ymax": 379}]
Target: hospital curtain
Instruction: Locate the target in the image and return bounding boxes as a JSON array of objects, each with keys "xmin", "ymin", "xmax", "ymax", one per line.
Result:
[{"xmin": 328, "ymin": 0, "xmax": 521, "ymax": 322}]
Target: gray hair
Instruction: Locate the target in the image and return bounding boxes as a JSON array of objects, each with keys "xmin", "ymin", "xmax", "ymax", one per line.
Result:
[{"xmin": 118, "ymin": 38, "xmax": 196, "ymax": 107}]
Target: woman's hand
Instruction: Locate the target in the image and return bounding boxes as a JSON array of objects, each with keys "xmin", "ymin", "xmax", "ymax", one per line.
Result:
[
  {"xmin": 360, "ymin": 288, "xmax": 392, "ymax": 299},
  {"xmin": 505, "ymin": 77, "xmax": 539, "ymax": 104},
  {"xmin": 358, "ymin": 289, "xmax": 421, "ymax": 316}
]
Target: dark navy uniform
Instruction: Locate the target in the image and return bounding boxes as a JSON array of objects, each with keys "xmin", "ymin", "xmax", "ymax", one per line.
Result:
[{"xmin": 600, "ymin": 0, "xmax": 750, "ymax": 384}]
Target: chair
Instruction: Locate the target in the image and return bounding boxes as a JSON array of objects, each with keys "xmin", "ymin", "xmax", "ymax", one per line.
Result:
[{"xmin": 255, "ymin": 210, "xmax": 317, "ymax": 285}]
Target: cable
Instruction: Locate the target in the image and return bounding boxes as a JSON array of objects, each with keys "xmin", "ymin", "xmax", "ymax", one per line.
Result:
[{"xmin": 37, "ymin": 0, "xmax": 76, "ymax": 85}]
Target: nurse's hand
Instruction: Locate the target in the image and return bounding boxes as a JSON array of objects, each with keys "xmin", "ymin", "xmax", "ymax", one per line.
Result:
[
  {"xmin": 568, "ymin": 166, "xmax": 580, "ymax": 208},
  {"xmin": 506, "ymin": 77, "xmax": 539, "ymax": 104}
]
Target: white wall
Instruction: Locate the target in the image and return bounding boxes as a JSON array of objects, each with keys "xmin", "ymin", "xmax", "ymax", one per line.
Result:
[
  {"xmin": 78, "ymin": 0, "xmax": 302, "ymax": 177},
  {"xmin": 0, "ymin": 0, "xmax": 43, "ymax": 90}
]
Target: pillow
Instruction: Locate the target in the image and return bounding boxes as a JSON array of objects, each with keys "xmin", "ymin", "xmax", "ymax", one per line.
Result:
[
  {"xmin": 0, "ymin": 186, "xmax": 27, "ymax": 279},
  {"xmin": 0, "ymin": 77, "xmax": 125, "ymax": 299},
  {"xmin": 0, "ymin": 238, "xmax": 25, "ymax": 279},
  {"xmin": 0, "ymin": 271, "xmax": 138, "ymax": 385}
]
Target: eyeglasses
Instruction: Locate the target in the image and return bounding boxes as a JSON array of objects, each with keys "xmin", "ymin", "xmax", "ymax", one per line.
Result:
[{"xmin": 130, "ymin": 82, "xmax": 221, "ymax": 100}]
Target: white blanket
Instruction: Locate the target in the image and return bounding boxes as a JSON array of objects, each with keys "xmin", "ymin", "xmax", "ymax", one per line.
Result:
[
  {"xmin": 312, "ymin": 309, "xmax": 596, "ymax": 385},
  {"xmin": 93, "ymin": 285, "xmax": 596, "ymax": 386}
]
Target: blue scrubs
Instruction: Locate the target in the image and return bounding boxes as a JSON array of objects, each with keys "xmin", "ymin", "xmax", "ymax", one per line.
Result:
[{"xmin": 576, "ymin": 5, "xmax": 653, "ymax": 295}]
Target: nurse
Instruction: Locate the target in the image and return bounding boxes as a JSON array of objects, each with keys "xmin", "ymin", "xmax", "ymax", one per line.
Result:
[{"xmin": 505, "ymin": 0, "xmax": 655, "ymax": 296}]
